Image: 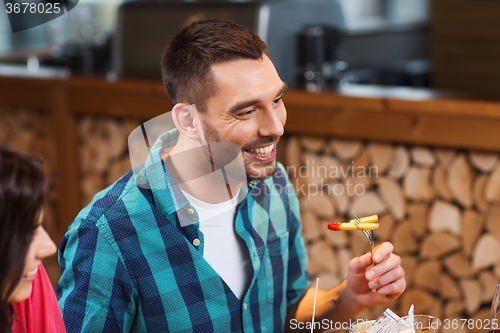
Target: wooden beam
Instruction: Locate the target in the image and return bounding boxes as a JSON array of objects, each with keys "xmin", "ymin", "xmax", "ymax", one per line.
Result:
[
  {"xmin": 67, "ymin": 88, "xmax": 171, "ymax": 119},
  {"xmin": 2, "ymin": 76, "xmax": 500, "ymax": 153},
  {"xmin": 0, "ymin": 82, "xmax": 52, "ymax": 109},
  {"xmin": 284, "ymin": 104, "xmax": 500, "ymax": 152},
  {"xmin": 49, "ymin": 88, "xmax": 81, "ymax": 241}
]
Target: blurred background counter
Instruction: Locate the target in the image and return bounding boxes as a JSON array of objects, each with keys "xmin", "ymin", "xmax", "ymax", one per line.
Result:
[{"xmin": 1, "ymin": 0, "xmax": 499, "ymax": 96}]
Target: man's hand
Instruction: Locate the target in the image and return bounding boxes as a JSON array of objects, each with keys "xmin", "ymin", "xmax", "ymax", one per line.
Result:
[
  {"xmin": 345, "ymin": 242, "xmax": 406, "ymax": 309},
  {"xmin": 286, "ymin": 241, "xmax": 405, "ymax": 332}
]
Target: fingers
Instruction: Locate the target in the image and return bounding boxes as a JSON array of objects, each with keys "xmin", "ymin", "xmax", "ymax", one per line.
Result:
[
  {"xmin": 365, "ymin": 253, "xmax": 406, "ymax": 296},
  {"xmin": 367, "ymin": 263, "xmax": 404, "ymax": 290},
  {"xmin": 365, "ymin": 252, "xmax": 401, "ymax": 281},
  {"xmin": 372, "ymin": 242, "xmax": 394, "ymax": 264},
  {"xmin": 374, "ymin": 275, "xmax": 406, "ymax": 297},
  {"xmin": 349, "ymin": 252, "xmax": 373, "ymax": 274},
  {"xmin": 350, "ymin": 242, "xmax": 394, "ymax": 273},
  {"xmin": 363, "ymin": 279, "xmax": 406, "ymax": 306}
]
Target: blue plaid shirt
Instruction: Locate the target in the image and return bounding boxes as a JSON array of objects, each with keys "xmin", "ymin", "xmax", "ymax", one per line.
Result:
[{"xmin": 57, "ymin": 130, "xmax": 309, "ymax": 333}]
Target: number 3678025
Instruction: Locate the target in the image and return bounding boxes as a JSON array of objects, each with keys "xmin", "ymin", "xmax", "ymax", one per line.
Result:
[
  {"xmin": 443, "ymin": 318, "xmax": 498, "ymax": 330},
  {"xmin": 6, "ymin": 2, "xmax": 61, "ymax": 14}
]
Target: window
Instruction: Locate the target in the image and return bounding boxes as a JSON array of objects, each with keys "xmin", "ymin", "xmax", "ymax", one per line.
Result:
[
  {"xmin": 0, "ymin": 0, "xmax": 123, "ymax": 53},
  {"xmin": 337, "ymin": 0, "xmax": 429, "ymax": 31}
]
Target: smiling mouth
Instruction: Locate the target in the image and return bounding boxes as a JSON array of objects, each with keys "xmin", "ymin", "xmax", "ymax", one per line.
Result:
[
  {"xmin": 24, "ymin": 266, "xmax": 38, "ymax": 279},
  {"xmin": 246, "ymin": 143, "xmax": 274, "ymax": 157}
]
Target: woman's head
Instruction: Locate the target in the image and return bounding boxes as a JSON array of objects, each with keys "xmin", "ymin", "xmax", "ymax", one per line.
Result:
[{"xmin": 0, "ymin": 147, "xmax": 56, "ymax": 328}]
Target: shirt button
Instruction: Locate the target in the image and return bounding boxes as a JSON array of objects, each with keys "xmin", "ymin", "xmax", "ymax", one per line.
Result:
[
  {"xmin": 193, "ymin": 239, "xmax": 200, "ymax": 246},
  {"xmin": 187, "ymin": 208, "xmax": 194, "ymax": 215}
]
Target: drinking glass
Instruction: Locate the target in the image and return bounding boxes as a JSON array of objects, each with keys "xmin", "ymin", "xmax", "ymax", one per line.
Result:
[
  {"xmin": 490, "ymin": 283, "xmax": 500, "ymax": 333},
  {"xmin": 398, "ymin": 315, "xmax": 442, "ymax": 333}
]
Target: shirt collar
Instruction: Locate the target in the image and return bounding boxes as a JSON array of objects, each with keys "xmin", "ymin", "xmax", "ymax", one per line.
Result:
[
  {"xmin": 137, "ymin": 128, "xmax": 259, "ymax": 217},
  {"xmin": 136, "ymin": 128, "xmax": 189, "ymax": 217}
]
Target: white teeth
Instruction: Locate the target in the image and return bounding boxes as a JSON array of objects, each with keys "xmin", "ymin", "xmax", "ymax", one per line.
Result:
[
  {"xmin": 248, "ymin": 144, "xmax": 273, "ymax": 156},
  {"xmin": 25, "ymin": 266, "xmax": 38, "ymax": 278}
]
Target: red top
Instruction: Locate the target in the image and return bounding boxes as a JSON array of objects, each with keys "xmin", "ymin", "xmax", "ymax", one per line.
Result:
[{"xmin": 11, "ymin": 264, "xmax": 66, "ymax": 333}]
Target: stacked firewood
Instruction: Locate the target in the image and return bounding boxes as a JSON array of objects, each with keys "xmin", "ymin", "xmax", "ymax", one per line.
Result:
[
  {"xmin": 78, "ymin": 116, "xmax": 140, "ymax": 206},
  {"xmin": 285, "ymin": 135, "xmax": 500, "ymax": 333},
  {"xmin": 0, "ymin": 108, "xmax": 59, "ymax": 287}
]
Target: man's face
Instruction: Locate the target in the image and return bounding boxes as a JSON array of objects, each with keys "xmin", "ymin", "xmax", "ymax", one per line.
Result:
[{"xmin": 199, "ymin": 55, "xmax": 287, "ymax": 182}]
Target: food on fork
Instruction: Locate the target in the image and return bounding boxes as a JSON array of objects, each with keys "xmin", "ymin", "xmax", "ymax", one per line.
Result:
[
  {"xmin": 327, "ymin": 222, "xmax": 379, "ymax": 231},
  {"xmin": 350, "ymin": 215, "xmax": 378, "ymax": 224},
  {"xmin": 327, "ymin": 215, "xmax": 379, "ymax": 231}
]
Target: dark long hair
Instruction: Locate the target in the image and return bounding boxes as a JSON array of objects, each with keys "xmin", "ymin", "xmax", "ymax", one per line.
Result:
[{"xmin": 0, "ymin": 147, "xmax": 47, "ymax": 332}]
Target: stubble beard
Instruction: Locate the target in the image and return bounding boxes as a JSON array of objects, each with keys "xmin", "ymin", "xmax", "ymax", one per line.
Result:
[{"xmin": 200, "ymin": 119, "xmax": 278, "ymax": 182}]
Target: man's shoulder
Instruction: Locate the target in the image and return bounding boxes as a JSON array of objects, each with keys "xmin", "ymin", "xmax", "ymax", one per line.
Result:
[
  {"xmin": 261, "ymin": 161, "xmax": 293, "ymax": 191},
  {"xmin": 245, "ymin": 161, "xmax": 297, "ymax": 209},
  {"xmin": 74, "ymin": 170, "xmax": 152, "ymax": 227},
  {"xmin": 274, "ymin": 161, "xmax": 289, "ymax": 180},
  {"xmin": 266, "ymin": 161, "xmax": 300, "ymax": 213}
]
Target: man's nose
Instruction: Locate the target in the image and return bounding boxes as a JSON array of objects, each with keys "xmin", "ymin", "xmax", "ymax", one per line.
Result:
[{"xmin": 258, "ymin": 107, "xmax": 285, "ymax": 138}]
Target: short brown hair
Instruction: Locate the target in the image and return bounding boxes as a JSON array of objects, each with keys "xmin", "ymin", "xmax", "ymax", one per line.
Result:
[{"xmin": 161, "ymin": 19, "xmax": 269, "ymax": 112}]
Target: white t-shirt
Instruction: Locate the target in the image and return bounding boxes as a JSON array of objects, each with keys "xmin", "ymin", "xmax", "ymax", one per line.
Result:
[{"xmin": 181, "ymin": 189, "xmax": 253, "ymax": 300}]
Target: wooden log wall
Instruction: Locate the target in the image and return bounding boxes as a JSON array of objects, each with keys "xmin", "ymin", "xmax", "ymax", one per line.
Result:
[{"xmin": 284, "ymin": 135, "xmax": 500, "ymax": 332}]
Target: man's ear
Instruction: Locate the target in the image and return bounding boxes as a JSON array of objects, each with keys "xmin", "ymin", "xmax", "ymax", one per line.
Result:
[{"xmin": 171, "ymin": 103, "xmax": 204, "ymax": 141}]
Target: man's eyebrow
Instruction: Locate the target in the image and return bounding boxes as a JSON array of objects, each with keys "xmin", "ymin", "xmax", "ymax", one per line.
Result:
[
  {"xmin": 228, "ymin": 99, "xmax": 261, "ymax": 114},
  {"xmin": 276, "ymin": 82, "xmax": 289, "ymax": 98},
  {"xmin": 227, "ymin": 82, "xmax": 289, "ymax": 114}
]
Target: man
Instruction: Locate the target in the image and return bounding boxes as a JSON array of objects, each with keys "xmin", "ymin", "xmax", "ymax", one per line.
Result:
[{"xmin": 57, "ymin": 19, "xmax": 405, "ymax": 332}]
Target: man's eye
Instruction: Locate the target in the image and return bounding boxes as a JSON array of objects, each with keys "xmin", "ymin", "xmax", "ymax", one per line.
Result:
[
  {"xmin": 238, "ymin": 109, "xmax": 255, "ymax": 117},
  {"xmin": 273, "ymin": 97, "xmax": 283, "ymax": 105}
]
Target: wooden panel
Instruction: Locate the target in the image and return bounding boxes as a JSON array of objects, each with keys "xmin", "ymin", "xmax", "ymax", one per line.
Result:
[
  {"xmin": 50, "ymin": 88, "xmax": 81, "ymax": 240},
  {"xmin": 283, "ymin": 89, "xmax": 500, "ymax": 120},
  {"xmin": 68, "ymin": 88, "xmax": 171, "ymax": 119},
  {"xmin": 284, "ymin": 104, "xmax": 500, "ymax": 151},
  {"xmin": 0, "ymin": 84, "xmax": 51, "ymax": 109},
  {"xmin": 431, "ymin": 0, "xmax": 500, "ymax": 98},
  {"xmin": 1, "ymin": 76, "xmax": 500, "ymax": 152}
]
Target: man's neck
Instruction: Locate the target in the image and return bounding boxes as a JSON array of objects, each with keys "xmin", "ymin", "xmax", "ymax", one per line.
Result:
[{"xmin": 165, "ymin": 143, "xmax": 243, "ymax": 204}]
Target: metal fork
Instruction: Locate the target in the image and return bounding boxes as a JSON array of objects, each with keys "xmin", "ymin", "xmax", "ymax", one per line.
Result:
[{"xmin": 352, "ymin": 215, "xmax": 375, "ymax": 265}]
